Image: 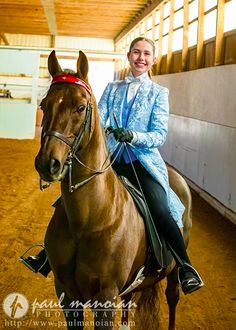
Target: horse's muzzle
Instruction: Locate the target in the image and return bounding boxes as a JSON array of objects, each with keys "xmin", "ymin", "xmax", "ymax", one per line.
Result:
[{"xmin": 35, "ymin": 153, "xmax": 67, "ymax": 182}]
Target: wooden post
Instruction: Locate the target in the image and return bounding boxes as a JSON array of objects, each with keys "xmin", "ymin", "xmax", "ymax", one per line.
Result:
[
  {"xmin": 182, "ymin": 1, "xmax": 189, "ymax": 71},
  {"xmin": 157, "ymin": 4, "xmax": 164, "ymax": 74},
  {"xmin": 196, "ymin": 0, "xmax": 205, "ymax": 69},
  {"xmin": 167, "ymin": 0, "xmax": 175, "ymax": 73},
  {"xmin": 215, "ymin": 0, "xmax": 225, "ymax": 66}
]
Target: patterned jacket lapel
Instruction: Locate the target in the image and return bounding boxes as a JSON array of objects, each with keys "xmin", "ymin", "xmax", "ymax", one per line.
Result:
[{"xmin": 112, "ymin": 82, "xmax": 128, "ymax": 128}]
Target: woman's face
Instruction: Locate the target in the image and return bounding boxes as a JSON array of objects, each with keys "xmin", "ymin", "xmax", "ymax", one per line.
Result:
[{"xmin": 127, "ymin": 40, "xmax": 156, "ymax": 77}]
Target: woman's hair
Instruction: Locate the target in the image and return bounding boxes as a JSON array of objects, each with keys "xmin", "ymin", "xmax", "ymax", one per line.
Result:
[{"xmin": 128, "ymin": 37, "xmax": 156, "ymax": 55}]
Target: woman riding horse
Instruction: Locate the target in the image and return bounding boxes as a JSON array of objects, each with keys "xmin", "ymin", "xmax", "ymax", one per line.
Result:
[
  {"xmin": 20, "ymin": 38, "xmax": 203, "ymax": 328},
  {"xmin": 22, "ymin": 37, "xmax": 203, "ymax": 296}
]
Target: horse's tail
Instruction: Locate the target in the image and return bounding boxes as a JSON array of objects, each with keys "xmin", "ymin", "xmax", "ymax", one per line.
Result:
[{"xmin": 132, "ymin": 283, "xmax": 161, "ymax": 330}]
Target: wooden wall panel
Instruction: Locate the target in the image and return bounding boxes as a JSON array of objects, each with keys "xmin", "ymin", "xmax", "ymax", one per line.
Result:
[
  {"xmin": 204, "ymin": 40, "xmax": 215, "ymax": 67},
  {"xmin": 224, "ymin": 31, "xmax": 236, "ymax": 64},
  {"xmin": 171, "ymin": 52, "xmax": 182, "ymax": 73},
  {"xmin": 187, "ymin": 47, "xmax": 197, "ymax": 71}
]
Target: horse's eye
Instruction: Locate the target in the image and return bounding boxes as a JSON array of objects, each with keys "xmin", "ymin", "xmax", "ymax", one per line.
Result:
[{"xmin": 77, "ymin": 105, "xmax": 86, "ymax": 113}]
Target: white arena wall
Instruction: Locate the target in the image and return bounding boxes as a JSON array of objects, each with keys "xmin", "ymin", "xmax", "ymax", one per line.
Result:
[
  {"xmin": 154, "ymin": 65, "xmax": 236, "ymax": 224},
  {"xmin": 0, "ymin": 35, "xmax": 120, "ymax": 139}
]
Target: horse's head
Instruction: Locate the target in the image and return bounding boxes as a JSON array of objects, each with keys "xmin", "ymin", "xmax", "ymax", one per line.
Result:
[{"xmin": 35, "ymin": 50, "xmax": 94, "ymax": 183}]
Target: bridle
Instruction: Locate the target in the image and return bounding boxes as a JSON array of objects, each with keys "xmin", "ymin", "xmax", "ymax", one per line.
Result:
[{"xmin": 41, "ymin": 74, "xmax": 121, "ymax": 192}]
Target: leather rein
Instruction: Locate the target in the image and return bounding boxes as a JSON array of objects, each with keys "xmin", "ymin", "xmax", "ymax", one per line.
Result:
[{"xmin": 41, "ymin": 74, "xmax": 120, "ymax": 192}]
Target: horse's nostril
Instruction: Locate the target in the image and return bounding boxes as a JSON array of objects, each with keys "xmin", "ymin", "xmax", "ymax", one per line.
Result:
[{"xmin": 49, "ymin": 158, "xmax": 61, "ymax": 175}]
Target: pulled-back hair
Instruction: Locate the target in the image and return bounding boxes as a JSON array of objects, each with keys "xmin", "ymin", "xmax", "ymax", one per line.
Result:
[{"xmin": 128, "ymin": 37, "xmax": 156, "ymax": 55}]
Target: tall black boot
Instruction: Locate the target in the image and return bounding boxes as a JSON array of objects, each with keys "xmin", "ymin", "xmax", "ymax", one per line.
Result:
[{"xmin": 167, "ymin": 243, "xmax": 204, "ymax": 294}]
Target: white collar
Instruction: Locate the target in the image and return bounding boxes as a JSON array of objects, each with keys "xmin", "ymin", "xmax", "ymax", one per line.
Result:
[{"xmin": 124, "ymin": 72, "xmax": 149, "ymax": 84}]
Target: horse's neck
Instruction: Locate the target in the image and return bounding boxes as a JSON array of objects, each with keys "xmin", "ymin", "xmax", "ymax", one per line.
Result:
[
  {"xmin": 81, "ymin": 114, "xmax": 108, "ymax": 170},
  {"xmin": 62, "ymin": 115, "xmax": 116, "ymax": 230}
]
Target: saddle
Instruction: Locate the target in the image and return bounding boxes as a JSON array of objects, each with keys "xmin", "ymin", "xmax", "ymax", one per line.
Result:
[{"xmin": 118, "ymin": 176, "xmax": 173, "ymax": 296}]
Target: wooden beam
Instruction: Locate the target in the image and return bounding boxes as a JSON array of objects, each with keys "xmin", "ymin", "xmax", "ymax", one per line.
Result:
[
  {"xmin": 0, "ymin": 33, "xmax": 9, "ymax": 45},
  {"xmin": 215, "ymin": 0, "xmax": 225, "ymax": 66},
  {"xmin": 115, "ymin": 0, "xmax": 163, "ymax": 42},
  {"xmin": 182, "ymin": 1, "xmax": 189, "ymax": 71},
  {"xmin": 166, "ymin": 0, "xmax": 175, "ymax": 73},
  {"xmin": 152, "ymin": 11, "xmax": 156, "ymax": 41},
  {"xmin": 196, "ymin": 0, "xmax": 205, "ymax": 69},
  {"xmin": 40, "ymin": 0, "xmax": 57, "ymax": 35},
  {"xmin": 156, "ymin": 4, "xmax": 164, "ymax": 74}
]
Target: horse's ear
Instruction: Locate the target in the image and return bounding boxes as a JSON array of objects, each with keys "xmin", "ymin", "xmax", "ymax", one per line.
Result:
[
  {"xmin": 48, "ymin": 50, "xmax": 62, "ymax": 77},
  {"xmin": 76, "ymin": 51, "xmax": 89, "ymax": 81}
]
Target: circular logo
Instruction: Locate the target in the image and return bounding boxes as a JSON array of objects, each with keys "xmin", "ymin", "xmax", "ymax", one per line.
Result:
[{"xmin": 3, "ymin": 292, "xmax": 29, "ymax": 318}]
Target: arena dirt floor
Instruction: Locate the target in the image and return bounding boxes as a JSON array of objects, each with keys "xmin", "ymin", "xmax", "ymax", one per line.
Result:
[{"xmin": 0, "ymin": 138, "xmax": 236, "ymax": 330}]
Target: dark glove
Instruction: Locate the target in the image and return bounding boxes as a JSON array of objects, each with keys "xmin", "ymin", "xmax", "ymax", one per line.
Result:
[
  {"xmin": 104, "ymin": 126, "xmax": 114, "ymax": 136},
  {"xmin": 112, "ymin": 128, "xmax": 133, "ymax": 143}
]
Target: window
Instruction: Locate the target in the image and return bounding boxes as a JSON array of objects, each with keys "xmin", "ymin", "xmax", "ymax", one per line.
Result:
[
  {"xmin": 224, "ymin": 0, "xmax": 236, "ymax": 32},
  {"xmin": 131, "ymin": 31, "xmax": 134, "ymax": 41},
  {"xmin": 155, "ymin": 10, "xmax": 160, "ymax": 24},
  {"xmin": 188, "ymin": 20, "xmax": 198, "ymax": 46},
  {"xmin": 162, "ymin": 35, "xmax": 169, "ymax": 55},
  {"xmin": 174, "ymin": 0, "xmax": 184, "ymax": 10},
  {"xmin": 146, "ymin": 30, "xmax": 153, "ymax": 39},
  {"xmin": 140, "ymin": 21, "xmax": 145, "ymax": 35},
  {"xmin": 147, "ymin": 16, "xmax": 153, "ymax": 30},
  {"xmin": 155, "ymin": 25, "xmax": 160, "ymax": 40},
  {"xmin": 204, "ymin": 9, "xmax": 217, "ymax": 40},
  {"xmin": 189, "ymin": 0, "xmax": 199, "ymax": 22},
  {"xmin": 163, "ymin": 17, "xmax": 170, "ymax": 35},
  {"xmin": 205, "ymin": 0, "xmax": 217, "ymax": 12},
  {"xmin": 164, "ymin": 1, "xmax": 171, "ymax": 18},
  {"xmin": 174, "ymin": 8, "xmax": 184, "ymax": 29},
  {"xmin": 173, "ymin": 28, "xmax": 184, "ymax": 51}
]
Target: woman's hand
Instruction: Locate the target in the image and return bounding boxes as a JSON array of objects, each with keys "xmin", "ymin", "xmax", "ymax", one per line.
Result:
[
  {"xmin": 112, "ymin": 128, "xmax": 133, "ymax": 143},
  {"xmin": 104, "ymin": 126, "xmax": 114, "ymax": 136}
]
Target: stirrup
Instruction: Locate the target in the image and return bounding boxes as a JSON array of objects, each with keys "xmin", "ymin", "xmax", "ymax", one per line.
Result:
[
  {"xmin": 19, "ymin": 243, "xmax": 47, "ymax": 273},
  {"xmin": 178, "ymin": 262, "xmax": 204, "ymax": 294}
]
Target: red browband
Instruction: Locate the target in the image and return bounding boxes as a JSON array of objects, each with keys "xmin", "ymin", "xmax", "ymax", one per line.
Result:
[{"xmin": 51, "ymin": 74, "xmax": 91, "ymax": 95}]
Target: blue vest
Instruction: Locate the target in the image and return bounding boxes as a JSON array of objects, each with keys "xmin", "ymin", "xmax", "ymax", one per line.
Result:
[{"xmin": 113, "ymin": 93, "xmax": 137, "ymax": 164}]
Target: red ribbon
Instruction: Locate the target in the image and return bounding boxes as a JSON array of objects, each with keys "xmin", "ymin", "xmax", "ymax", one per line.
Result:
[{"xmin": 51, "ymin": 74, "xmax": 91, "ymax": 95}]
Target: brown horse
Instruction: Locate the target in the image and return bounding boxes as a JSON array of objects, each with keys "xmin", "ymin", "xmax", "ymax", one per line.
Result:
[{"xmin": 35, "ymin": 50, "xmax": 192, "ymax": 330}]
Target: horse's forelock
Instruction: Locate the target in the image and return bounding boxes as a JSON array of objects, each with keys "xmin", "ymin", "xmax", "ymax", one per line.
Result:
[{"xmin": 63, "ymin": 68, "xmax": 76, "ymax": 75}]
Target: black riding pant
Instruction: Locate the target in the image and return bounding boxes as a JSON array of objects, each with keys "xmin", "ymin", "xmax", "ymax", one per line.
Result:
[{"xmin": 112, "ymin": 160, "xmax": 190, "ymax": 267}]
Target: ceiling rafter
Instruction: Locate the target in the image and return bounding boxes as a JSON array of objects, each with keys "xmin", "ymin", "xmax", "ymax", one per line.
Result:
[
  {"xmin": 0, "ymin": 0, "xmax": 154, "ymax": 39},
  {"xmin": 40, "ymin": 0, "xmax": 57, "ymax": 35}
]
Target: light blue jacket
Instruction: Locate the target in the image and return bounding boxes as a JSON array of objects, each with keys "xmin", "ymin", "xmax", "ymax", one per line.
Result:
[{"xmin": 98, "ymin": 78, "xmax": 185, "ymax": 227}]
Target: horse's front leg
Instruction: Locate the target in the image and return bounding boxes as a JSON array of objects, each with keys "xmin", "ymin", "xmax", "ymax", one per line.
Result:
[
  {"xmin": 55, "ymin": 280, "xmax": 84, "ymax": 330},
  {"xmin": 120, "ymin": 292, "xmax": 133, "ymax": 330},
  {"xmin": 92, "ymin": 288, "xmax": 119, "ymax": 330}
]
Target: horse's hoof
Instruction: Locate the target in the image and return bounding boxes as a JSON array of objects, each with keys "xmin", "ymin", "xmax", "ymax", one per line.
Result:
[{"xmin": 119, "ymin": 325, "xmax": 130, "ymax": 330}]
